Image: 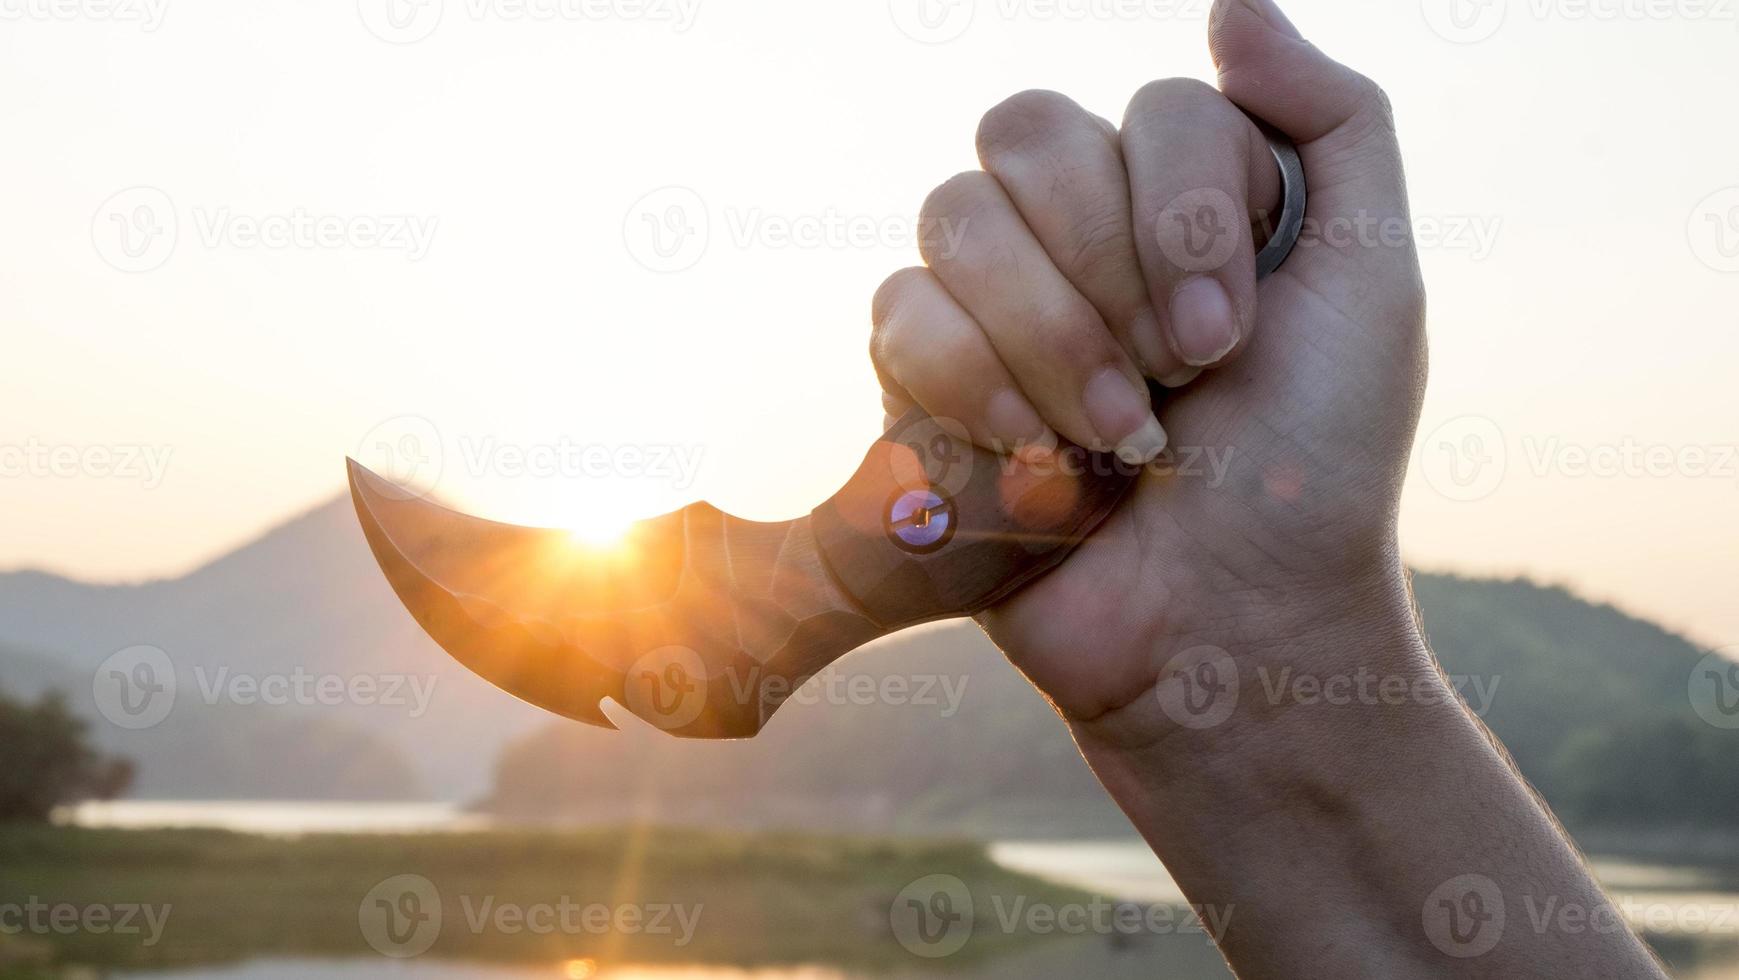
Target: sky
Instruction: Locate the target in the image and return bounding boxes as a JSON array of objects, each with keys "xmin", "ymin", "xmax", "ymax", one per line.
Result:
[{"xmin": 2, "ymin": 0, "xmax": 1737, "ymax": 647}]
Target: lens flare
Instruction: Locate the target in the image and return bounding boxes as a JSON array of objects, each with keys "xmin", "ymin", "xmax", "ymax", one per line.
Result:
[{"xmin": 566, "ymin": 511, "xmax": 636, "ymax": 549}]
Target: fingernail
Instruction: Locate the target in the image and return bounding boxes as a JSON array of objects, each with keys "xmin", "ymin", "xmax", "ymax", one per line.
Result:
[
  {"xmin": 1130, "ymin": 307, "xmax": 1168, "ymax": 377},
  {"xmin": 986, "ymin": 387, "xmax": 1056, "ymax": 456},
  {"xmin": 1083, "ymin": 368, "xmax": 1168, "ymax": 463},
  {"xmin": 1241, "ymin": 0, "xmax": 1304, "ymax": 39},
  {"xmin": 1170, "ymin": 277, "xmax": 1240, "ymax": 367},
  {"xmin": 1160, "ymin": 366, "xmax": 1202, "ymax": 388}
]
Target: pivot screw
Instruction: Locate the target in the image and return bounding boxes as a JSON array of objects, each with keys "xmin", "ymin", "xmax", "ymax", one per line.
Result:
[{"xmin": 886, "ymin": 488, "xmax": 956, "ymax": 554}]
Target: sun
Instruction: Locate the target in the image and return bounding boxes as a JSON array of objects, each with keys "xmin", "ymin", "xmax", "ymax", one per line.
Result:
[{"xmin": 565, "ymin": 510, "xmax": 637, "ymax": 549}]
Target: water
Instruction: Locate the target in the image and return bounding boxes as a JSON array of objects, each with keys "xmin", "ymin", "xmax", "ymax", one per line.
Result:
[
  {"xmin": 111, "ymin": 964, "xmax": 847, "ymax": 980},
  {"xmin": 989, "ymin": 840, "xmax": 1188, "ymax": 905},
  {"xmin": 58, "ymin": 800, "xmax": 490, "ymax": 836},
  {"xmin": 47, "ymin": 801, "xmax": 1739, "ymax": 978},
  {"xmin": 104, "ymin": 947, "xmax": 1229, "ymax": 980}
]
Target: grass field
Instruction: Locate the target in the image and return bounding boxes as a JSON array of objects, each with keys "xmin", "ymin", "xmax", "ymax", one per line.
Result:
[{"xmin": 0, "ymin": 824, "xmax": 1094, "ymax": 975}]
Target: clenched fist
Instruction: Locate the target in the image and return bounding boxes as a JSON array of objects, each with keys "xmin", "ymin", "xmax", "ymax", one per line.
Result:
[{"xmin": 870, "ymin": 0, "xmax": 1426, "ymax": 733}]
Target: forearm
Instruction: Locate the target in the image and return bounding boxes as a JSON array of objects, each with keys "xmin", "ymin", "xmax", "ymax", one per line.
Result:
[{"xmin": 1071, "ymin": 574, "xmax": 1666, "ymax": 979}]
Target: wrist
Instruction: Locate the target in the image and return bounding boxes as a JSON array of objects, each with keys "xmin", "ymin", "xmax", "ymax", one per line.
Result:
[
  {"xmin": 1064, "ymin": 564, "xmax": 1491, "ymax": 955},
  {"xmin": 1062, "ymin": 562, "xmax": 1664, "ymax": 979},
  {"xmin": 1070, "ymin": 559, "xmax": 1453, "ymax": 798}
]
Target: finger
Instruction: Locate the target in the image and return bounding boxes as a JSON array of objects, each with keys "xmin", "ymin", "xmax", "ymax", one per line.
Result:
[
  {"xmin": 919, "ymin": 172, "xmax": 1166, "ymax": 463},
  {"xmin": 870, "ymin": 266, "xmax": 1057, "ymax": 456},
  {"xmin": 1122, "ymin": 77, "xmax": 1281, "ymax": 372},
  {"xmin": 1209, "ymin": 0, "xmax": 1421, "ymax": 324},
  {"xmin": 974, "ymin": 89, "xmax": 1193, "ymax": 386}
]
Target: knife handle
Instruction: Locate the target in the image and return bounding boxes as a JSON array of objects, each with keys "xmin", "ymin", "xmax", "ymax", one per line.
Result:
[{"xmin": 810, "ymin": 405, "xmax": 1145, "ymax": 629}]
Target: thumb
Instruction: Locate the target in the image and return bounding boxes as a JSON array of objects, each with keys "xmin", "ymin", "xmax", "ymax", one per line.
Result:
[
  {"xmin": 1208, "ymin": 0, "xmax": 1419, "ymax": 311},
  {"xmin": 1210, "ymin": 0, "xmax": 1407, "ymax": 212}
]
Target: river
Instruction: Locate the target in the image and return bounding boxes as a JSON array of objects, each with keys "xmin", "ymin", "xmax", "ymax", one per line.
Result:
[{"xmin": 53, "ymin": 800, "xmax": 1739, "ymax": 979}]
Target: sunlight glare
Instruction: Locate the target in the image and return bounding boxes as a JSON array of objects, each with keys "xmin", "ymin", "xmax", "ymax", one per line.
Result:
[{"xmin": 566, "ymin": 511, "xmax": 637, "ymax": 549}]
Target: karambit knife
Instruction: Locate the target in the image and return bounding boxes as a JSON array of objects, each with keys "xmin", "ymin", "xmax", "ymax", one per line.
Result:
[{"xmin": 349, "ymin": 122, "xmax": 1306, "ymax": 739}]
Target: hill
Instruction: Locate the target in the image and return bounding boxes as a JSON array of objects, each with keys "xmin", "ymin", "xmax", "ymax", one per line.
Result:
[
  {"xmin": 484, "ymin": 575, "xmax": 1739, "ymax": 842},
  {"xmin": 3, "ymin": 492, "xmax": 1733, "ymax": 843},
  {"xmin": 0, "ymin": 497, "xmax": 550, "ymax": 800}
]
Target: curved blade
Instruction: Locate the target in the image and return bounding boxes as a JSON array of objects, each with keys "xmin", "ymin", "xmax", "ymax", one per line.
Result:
[{"xmin": 347, "ymin": 459, "xmax": 880, "ymax": 738}]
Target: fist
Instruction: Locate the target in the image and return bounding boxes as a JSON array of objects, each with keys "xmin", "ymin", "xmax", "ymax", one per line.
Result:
[
  {"xmin": 875, "ymin": 77, "xmax": 1284, "ymax": 462},
  {"xmin": 869, "ymin": 0, "xmax": 1428, "ymax": 731}
]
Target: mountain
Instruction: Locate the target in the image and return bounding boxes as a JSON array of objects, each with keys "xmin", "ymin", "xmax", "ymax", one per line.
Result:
[
  {"xmin": 1410, "ymin": 575, "xmax": 1739, "ymax": 832},
  {"xmin": 3, "ymin": 493, "xmax": 1734, "ymax": 841},
  {"xmin": 0, "ymin": 497, "xmax": 551, "ymax": 800},
  {"xmin": 482, "ymin": 575, "xmax": 1739, "ymax": 841}
]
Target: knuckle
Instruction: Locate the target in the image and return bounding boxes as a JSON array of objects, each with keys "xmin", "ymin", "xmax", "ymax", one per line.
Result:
[
  {"xmin": 873, "ymin": 318, "xmax": 982, "ymax": 393},
  {"xmin": 870, "ymin": 266, "xmax": 930, "ymax": 327},
  {"xmin": 1355, "ymin": 72, "xmax": 1393, "ymax": 115},
  {"xmin": 928, "ymin": 327, "xmax": 988, "ymax": 381},
  {"xmin": 1373, "ymin": 85, "xmax": 1395, "ymax": 120},
  {"xmin": 868, "ymin": 321, "xmax": 905, "ymax": 382},
  {"xmin": 1126, "ymin": 76, "xmax": 1222, "ymax": 121},
  {"xmin": 975, "ymin": 88, "xmax": 1080, "ymax": 162},
  {"xmin": 1332, "ymin": 75, "xmax": 1400, "ymax": 158},
  {"xmin": 1343, "ymin": 71, "xmax": 1397, "ymax": 131},
  {"xmin": 1024, "ymin": 294, "xmax": 1106, "ymax": 357},
  {"xmin": 1061, "ymin": 206, "xmax": 1136, "ymax": 278},
  {"xmin": 1123, "ymin": 78, "xmax": 1251, "ymax": 159},
  {"xmin": 920, "ymin": 171, "xmax": 997, "ymax": 224},
  {"xmin": 919, "ymin": 171, "xmax": 998, "ymax": 262}
]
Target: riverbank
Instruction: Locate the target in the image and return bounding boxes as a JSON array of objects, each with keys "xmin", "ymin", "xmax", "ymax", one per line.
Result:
[{"xmin": 0, "ymin": 825, "xmax": 1094, "ymax": 975}]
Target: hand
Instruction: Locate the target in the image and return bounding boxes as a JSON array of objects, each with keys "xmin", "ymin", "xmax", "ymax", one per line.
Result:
[
  {"xmin": 868, "ymin": 0, "xmax": 1427, "ymax": 739},
  {"xmin": 871, "ymin": 9, "xmax": 1669, "ymax": 974}
]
